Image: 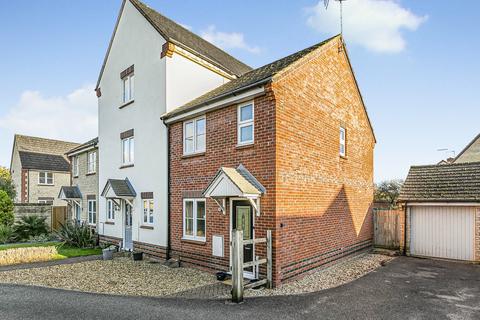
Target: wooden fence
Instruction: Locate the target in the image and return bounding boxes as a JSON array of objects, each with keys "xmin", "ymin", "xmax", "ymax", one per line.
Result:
[
  {"xmin": 373, "ymin": 209, "xmax": 404, "ymax": 249},
  {"xmin": 231, "ymin": 229, "xmax": 272, "ymax": 303}
]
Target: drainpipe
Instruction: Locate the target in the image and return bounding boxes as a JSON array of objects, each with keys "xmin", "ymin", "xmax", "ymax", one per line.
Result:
[
  {"xmin": 403, "ymin": 203, "xmax": 407, "ymax": 256},
  {"xmin": 166, "ymin": 123, "xmax": 171, "ymax": 261}
]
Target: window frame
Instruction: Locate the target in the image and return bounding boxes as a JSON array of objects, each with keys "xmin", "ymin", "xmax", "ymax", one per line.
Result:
[
  {"xmin": 182, "ymin": 198, "xmax": 206, "ymax": 242},
  {"xmin": 142, "ymin": 198, "xmax": 154, "ymax": 225},
  {"xmin": 237, "ymin": 101, "xmax": 254, "ymax": 146},
  {"xmin": 38, "ymin": 172, "xmax": 54, "ymax": 185},
  {"xmin": 38, "ymin": 198, "xmax": 54, "ymax": 205},
  {"xmin": 340, "ymin": 126, "xmax": 347, "ymax": 157},
  {"xmin": 88, "ymin": 199, "xmax": 97, "ymax": 225},
  {"xmin": 183, "ymin": 116, "xmax": 206, "ymax": 155},
  {"xmin": 106, "ymin": 199, "xmax": 116, "ymax": 221},
  {"xmin": 121, "ymin": 136, "xmax": 134, "ymax": 165},
  {"xmin": 87, "ymin": 151, "xmax": 97, "ymax": 174},
  {"xmin": 122, "ymin": 73, "xmax": 135, "ymax": 104},
  {"xmin": 72, "ymin": 156, "xmax": 79, "ymax": 177}
]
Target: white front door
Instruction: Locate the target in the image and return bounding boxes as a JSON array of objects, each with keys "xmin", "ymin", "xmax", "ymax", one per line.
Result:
[
  {"xmin": 124, "ymin": 202, "xmax": 133, "ymax": 251},
  {"xmin": 410, "ymin": 206, "xmax": 475, "ymax": 261}
]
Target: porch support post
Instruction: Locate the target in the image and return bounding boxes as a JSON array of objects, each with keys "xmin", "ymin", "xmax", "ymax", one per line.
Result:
[
  {"xmin": 232, "ymin": 229, "xmax": 244, "ymax": 303},
  {"xmin": 267, "ymin": 230, "xmax": 273, "ymax": 289}
]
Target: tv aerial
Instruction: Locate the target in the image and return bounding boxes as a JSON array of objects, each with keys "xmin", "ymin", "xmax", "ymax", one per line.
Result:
[{"xmin": 324, "ymin": 0, "xmax": 347, "ymax": 35}]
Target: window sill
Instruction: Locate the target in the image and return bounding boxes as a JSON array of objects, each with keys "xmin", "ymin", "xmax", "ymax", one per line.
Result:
[
  {"xmin": 86, "ymin": 172, "xmax": 96, "ymax": 176},
  {"xmin": 119, "ymin": 164, "xmax": 134, "ymax": 169},
  {"xmin": 88, "ymin": 224, "xmax": 96, "ymax": 227},
  {"xmin": 182, "ymin": 152, "xmax": 205, "ymax": 159},
  {"xmin": 104, "ymin": 221, "xmax": 115, "ymax": 225},
  {"xmin": 38, "ymin": 184, "xmax": 55, "ymax": 186},
  {"xmin": 140, "ymin": 225, "xmax": 154, "ymax": 230},
  {"xmin": 340, "ymin": 155, "xmax": 348, "ymax": 160},
  {"xmin": 236, "ymin": 143, "xmax": 254, "ymax": 150},
  {"xmin": 119, "ymin": 100, "xmax": 134, "ymax": 109},
  {"xmin": 73, "ymin": 175, "xmax": 79, "ymax": 178},
  {"xmin": 181, "ymin": 238, "xmax": 206, "ymax": 245}
]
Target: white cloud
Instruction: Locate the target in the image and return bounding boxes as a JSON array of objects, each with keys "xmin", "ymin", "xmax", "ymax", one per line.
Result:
[
  {"xmin": 306, "ymin": 0, "xmax": 428, "ymax": 53},
  {"xmin": 0, "ymin": 84, "xmax": 97, "ymax": 166},
  {"xmin": 200, "ymin": 25, "xmax": 261, "ymax": 54}
]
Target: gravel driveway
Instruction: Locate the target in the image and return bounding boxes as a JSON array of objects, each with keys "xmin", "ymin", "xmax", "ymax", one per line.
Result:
[{"xmin": 0, "ymin": 253, "xmax": 392, "ymax": 298}]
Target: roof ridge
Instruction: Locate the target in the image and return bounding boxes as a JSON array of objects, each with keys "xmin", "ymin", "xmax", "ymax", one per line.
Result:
[
  {"xmin": 410, "ymin": 161, "xmax": 480, "ymax": 169},
  {"xmin": 15, "ymin": 134, "xmax": 80, "ymax": 145}
]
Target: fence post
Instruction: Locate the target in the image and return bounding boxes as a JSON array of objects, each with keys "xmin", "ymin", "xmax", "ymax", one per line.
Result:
[
  {"xmin": 231, "ymin": 229, "xmax": 244, "ymax": 303},
  {"xmin": 266, "ymin": 230, "xmax": 273, "ymax": 289}
]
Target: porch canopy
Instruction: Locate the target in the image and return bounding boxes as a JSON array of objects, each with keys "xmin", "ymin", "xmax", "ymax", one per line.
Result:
[
  {"xmin": 203, "ymin": 164, "xmax": 265, "ymax": 215},
  {"xmin": 58, "ymin": 186, "xmax": 82, "ymax": 206},
  {"xmin": 101, "ymin": 178, "xmax": 137, "ymax": 206}
]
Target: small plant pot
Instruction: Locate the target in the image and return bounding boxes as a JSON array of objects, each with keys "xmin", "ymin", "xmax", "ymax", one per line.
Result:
[
  {"xmin": 216, "ymin": 272, "xmax": 228, "ymax": 281},
  {"xmin": 132, "ymin": 252, "xmax": 143, "ymax": 261},
  {"xmin": 102, "ymin": 248, "xmax": 115, "ymax": 261}
]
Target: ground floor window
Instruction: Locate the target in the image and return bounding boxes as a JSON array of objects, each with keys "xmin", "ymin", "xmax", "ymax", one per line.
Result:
[
  {"xmin": 73, "ymin": 203, "xmax": 81, "ymax": 222},
  {"xmin": 38, "ymin": 198, "xmax": 54, "ymax": 205},
  {"xmin": 183, "ymin": 198, "xmax": 206, "ymax": 241},
  {"xmin": 88, "ymin": 200, "xmax": 96, "ymax": 225},
  {"xmin": 107, "ymin": 199, "xmax": 116, "ymax": 221},
  {"xmin": 143, "ymin": 198, "xmax": 154, "ymax": 225}
]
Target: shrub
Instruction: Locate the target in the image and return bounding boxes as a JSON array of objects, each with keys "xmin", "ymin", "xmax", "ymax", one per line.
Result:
[
  {"xmin": 29, "ymin": 233, "xmax": 55, "ymax": 243},
  {"xmin": 55, "ymin": 222, "xmax": 95, "ymax": 248},
  {"xmin": 12, "ymin": 215, "xmax": 49, "ymax": 242},
  {"xmin": 0, "ymin": 190, "xmax": 14, "ymax": 226},
  {"xmin": 0, "ymin": 246, "xmax": 58, "ymax": 266},
  {"xmin": 0, "ymin": 224, "xmax": 13, "ymax": 244},
  {"xmin": 0, "ymin": 167, "xmax": 16, "ymax": 200}
]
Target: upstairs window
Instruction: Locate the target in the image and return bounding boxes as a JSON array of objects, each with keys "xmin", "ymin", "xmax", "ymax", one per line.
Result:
[
  {"xmin": 183, "ymin": 116, "xmax": 206, "ymax": 155},
  {"xmin": 72, "ymin": 156, "xmax": 79, "ymax": 177},
  {"xmin": 121, "ymin": 65, "xmax": 135, "ymax": 104},
  {"xmin": 122, "ymin": 137, "xmax": 134, "ymax": 165},
  {"xmin": 87, "ymin": 151, "xmax": 97, "ymax": 174},
  {"xmin": 238, "ymin": 102, "xmax": 254, "ymax": 145},
  {"xmin": 39, "ymin": 172, "xmax": 53, "ymax": 185},
  {"xmin": 340, "ymin": 126, "xmax": 346, "ymax": 157}
]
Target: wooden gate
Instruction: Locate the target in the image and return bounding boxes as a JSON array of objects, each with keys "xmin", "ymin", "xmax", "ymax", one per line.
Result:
[
  {"xmin": 51, "ymin": 206, "xmax": 67, "ymax": 231},
  {"xmin": 374, "ymin": 209, "xmax": 401, "ymax": 249}
]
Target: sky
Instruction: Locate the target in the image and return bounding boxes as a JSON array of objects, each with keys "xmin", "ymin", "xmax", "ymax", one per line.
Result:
[{"xmin": 0, "ymin": 0, "xmax": 479, "ymax": 182}]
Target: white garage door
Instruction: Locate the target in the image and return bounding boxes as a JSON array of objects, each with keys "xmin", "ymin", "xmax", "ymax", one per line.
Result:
[{"xmin": 410, "ymin": 206, "xmax": 475, "ymax": 261}]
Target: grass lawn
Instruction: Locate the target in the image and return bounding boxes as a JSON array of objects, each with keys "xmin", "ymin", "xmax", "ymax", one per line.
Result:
[{"xmin": 0, "ymin": 241, "xmax": 102, "ymax": 259}]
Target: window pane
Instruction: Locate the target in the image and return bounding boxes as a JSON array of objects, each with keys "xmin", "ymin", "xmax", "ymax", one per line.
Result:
[
  {"xmin": 197, "ymin": 201, "xmax": 205, "ymax": 219},
  {"xmin": 130, "ymin": 75, "xmax": 134, "ymax": 100},
  {"xmin": 185, "ymin": 122, "xmax": 194, "ymax": 138},
  {"xmin": 196, "ymin": 219, "xmax": 205, "ymax": 237},
  {"xmin": 122, "ymin": 139, "xmax": 128, "ymax": 163},
  {"xmin": 185, "ymin": 218, "xmax": 194, "ymax": 236},
  {"xmin": 240, "ymin": 125, "xmax": 253, "ymax": 143},
  {"xmin": 149, "ymin": 200, "xmax": 154, "ymax": 223},
  {"xmin": 129, "ymin": 138, "xmax": 134, "ymax": 163},
  {"xmin": 39, "ymin": 173, "xmax": 45, "ymax": 184},
  {"xmin": 185, "ymin": 137, "xmax": 194, "ymax": 153},
  {"xmin": 196, "ymin": 134, "xmax": 205, "ymax": 151},
  {"xmin": 123, "ymin": 78, "xmax": 129, "ymax": 102},
  {"xmin": 185, "ymin": 201, "xmax": 193, "ymax": 218},
  {"xmin": 196, "ymin": 118, "xmax": 205, "ymax": 135},
  {"xmin": 240, "ymin": 104, "xmax": 253, "ymax": 122},
  {"xmin": 196, "ymin": 201, "xmax": 205, "ymax": 238},
  {"xmin": 143, "ymin": 200, "xmax": 148, "ymax": 223}
]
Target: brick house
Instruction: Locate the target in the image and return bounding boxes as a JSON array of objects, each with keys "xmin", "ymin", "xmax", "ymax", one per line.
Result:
[
  {"xmin": 162, "ymin": 35, "xmax": 376, "ymax": 285},
  {"xmin": 9, "ymin": 134, "xmax": 79, "ymax": 206},
  {"xmin": 453, "ymin": 133, "xmax": 480, "ymax": 163},
  {"xmin": 59, "ymin": 138, "xmax": 99, "ymax": 228}
]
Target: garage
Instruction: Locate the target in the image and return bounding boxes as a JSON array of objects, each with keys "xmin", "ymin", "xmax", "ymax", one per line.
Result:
[
  {"xmin": 399, "ymin": 162, "xmax": 480, "ymax": 262},
  {"xmin": 409, "ymin": 206, "xmax": 475, "ymax": 261}
]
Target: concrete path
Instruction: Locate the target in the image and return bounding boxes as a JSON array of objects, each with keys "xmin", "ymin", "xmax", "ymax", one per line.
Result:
[{"xmin": 0, "ymin": 257, "xmax": 478, "ymax": 320}]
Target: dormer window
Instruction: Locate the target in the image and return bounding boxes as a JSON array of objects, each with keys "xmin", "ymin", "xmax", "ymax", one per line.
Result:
[{"xmin": 121, "ymin": 65, "xmax": 134, "ymax": 104}]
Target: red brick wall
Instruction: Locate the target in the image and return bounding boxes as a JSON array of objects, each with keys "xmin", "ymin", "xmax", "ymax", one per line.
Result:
[
  {"xmin": 168, "ymin": 88, "xmax": 278, "ymax": 277},
  {"xmin": 272, "ymin": 38, "xmax": 375, "ymax": 281}
]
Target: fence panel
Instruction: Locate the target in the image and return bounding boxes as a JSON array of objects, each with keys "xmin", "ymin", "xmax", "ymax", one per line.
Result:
[{"xmin": 374, "ymin": 210, "xmax": 401, "ymax": 249}]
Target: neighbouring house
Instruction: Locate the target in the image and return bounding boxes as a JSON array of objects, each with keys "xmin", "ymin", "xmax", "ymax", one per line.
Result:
[
  {"xmin": 398, "ymin": 162, "xmax": 480, "ymax": 262},
  {"xmin": 96, "ymin": 0, "xmax": 251, "ymax": 253},
  {"xmin": 9, "ymin": 134, "xmax": 80, "ymax": 206},
  {"xmin": 59, "ymin": 138, "xmax": 99, "ymax": 228},
  {"xmin": 162, "ymin": 35, "xmax": 376, "ymax": 285},
  {"xmin": 453, "ymin": 133, "xmax": 480, "ymax": 163}
]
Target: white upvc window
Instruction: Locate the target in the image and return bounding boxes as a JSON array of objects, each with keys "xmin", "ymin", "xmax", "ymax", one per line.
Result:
[
  {"xmin": 143, "ymin": 198, "xmax": 154, "ymax": 225},
  {"xmin": 183, "ymin": 116, "xmax": 206, "ymax": 155},
  {"xmin": 183, "ymin": 199, "xmax": 206, "ymax": 241},
  {"xmin": 106, "ymin": 199, "xmax": 116, "ymax": 221},
  {"xmin": 122, "ymin": 74, "xmax": 134, "ymax": 103},
  {"xmin": 38, "ymin": 198, "xmax": 54, "ymax": 205},
  {"xmin": 238, "ymin": 101, "xmax": 254, "ymax": 145},
  {"xmin": 88, "ymin": 199, "xmax": 97, "ymax": 225},
  {"xmin": 340, "ymin": 126, "xmax": 346, "ymax": 157},
  {"xmin": 72, "ymin": 156, "xmax": 79, "ymax": 177},
  {"xmin": 122, "ymin": 137, "xmax": 134, "ymax": 165},
  {"xmin": 87, "ymin": 151, "xmax": 97, "ymax": 174},
  {"xmin": 38, "ymin": 172, "xmax": 54, "ymax": 185}
]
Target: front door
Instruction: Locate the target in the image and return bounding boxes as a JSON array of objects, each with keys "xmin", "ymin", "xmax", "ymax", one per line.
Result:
[
  {"xmin": 124, "ymin": 202, "xmax": 133, "ymax": 251},
  {"xmin": 232, "ymin": 200, "xmax": 254, "ymax": 278}
]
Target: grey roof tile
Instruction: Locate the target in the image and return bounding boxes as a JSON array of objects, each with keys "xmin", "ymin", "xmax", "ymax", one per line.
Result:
[
  {"xmin": 399, "ymin": 162, "xmax": 480, "ymax": 202},
  {"xmin": 162, "ymin": 35, "xmax": 338, "ymax": 120},
  {"xmin": 102, "ymin": 179, "xmax": 137, "ymax": 198},
  {"xmin": 59, "ymin": 186, "xmax": 82, "ymax": 199},
  {"xmin": 66, "ymin": 137, "xmax": 98, "ymax": 155},
  {"xmin": 19, "ymin": 151, "xmax": 70, "ymax": 172}
]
